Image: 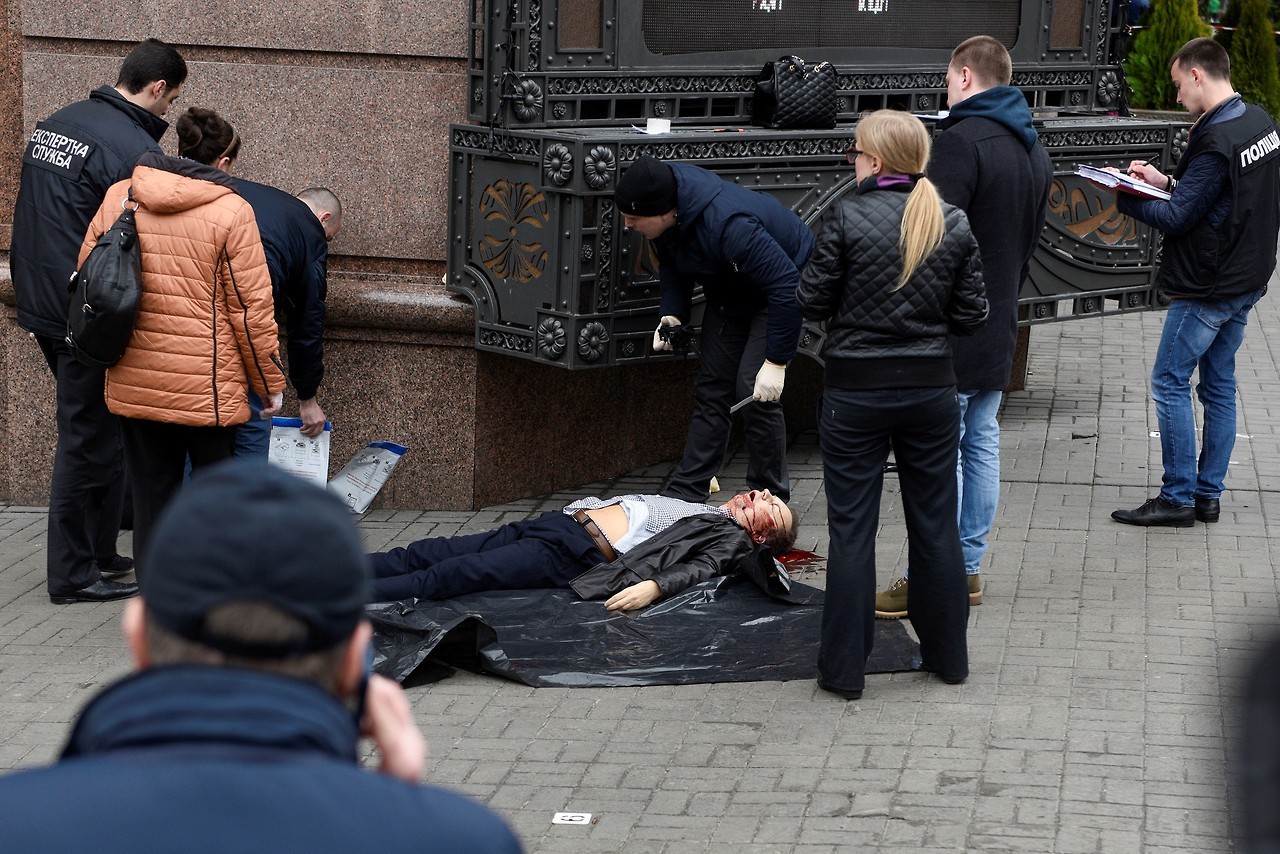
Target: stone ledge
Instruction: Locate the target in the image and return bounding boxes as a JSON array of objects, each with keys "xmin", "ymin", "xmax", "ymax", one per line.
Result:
[
  {"xmin": 326, "ymin": 274, "xmax": 475, "ymax": 336},
  {"xmin": 0, "ymin": 259, "xmax": 477, "ymax": 338}
]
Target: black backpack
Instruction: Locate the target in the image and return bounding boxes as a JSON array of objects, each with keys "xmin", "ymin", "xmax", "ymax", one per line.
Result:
[{"xmin": 65, "ymin": 189, "xmax": 142, "ymax": 369}]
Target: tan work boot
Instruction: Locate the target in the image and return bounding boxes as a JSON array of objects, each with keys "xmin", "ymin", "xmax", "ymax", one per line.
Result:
[
  {"xmin": 873, "ymin": 574, "xmax": 983, "ymax": 620},
  {"xmin": 874, "ymin": 577, "xmax": 909, "ymax": 619},
  {"xmin": 967, "ymin": 573, "xmax": 983, "ymax": 605}
]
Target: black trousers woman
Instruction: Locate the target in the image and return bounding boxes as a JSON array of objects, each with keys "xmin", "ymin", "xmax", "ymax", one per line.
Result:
[{"xmin": 798, "ymin": 110, "xmax": 989, "ymax": 699}]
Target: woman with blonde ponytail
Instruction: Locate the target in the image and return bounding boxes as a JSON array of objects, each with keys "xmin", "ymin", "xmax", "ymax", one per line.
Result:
[{"xmin": 797, "ymin": 109, "xmax": 988, "ymax": 701}]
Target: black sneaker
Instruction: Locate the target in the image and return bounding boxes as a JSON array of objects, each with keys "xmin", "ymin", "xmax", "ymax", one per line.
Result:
[{"xmin": 1111, "ymin": 496, "xmax": 1194, "ymax": 528}]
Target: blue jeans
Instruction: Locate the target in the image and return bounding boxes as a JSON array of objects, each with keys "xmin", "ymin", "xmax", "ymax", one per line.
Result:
[
  {"xmin": 903, "ymin": 388, "xmax": 1001, "ymax": 580},
  {"xmin": 956, "ymin": 389, "xmax": 1002, "ymax": 575},
  {"xmin": 1151, "ymin": 291, "xmax": 1262, "ymax": 507},
  {"xmin": 234, "ymin": 390, "xmax": 270, "ymax": 461}
]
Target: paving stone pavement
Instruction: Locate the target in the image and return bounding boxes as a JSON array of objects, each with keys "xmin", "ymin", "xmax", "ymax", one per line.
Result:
[{"xmin": 4, "ymin": 295, "xmax": 1280, "ymax": 852}]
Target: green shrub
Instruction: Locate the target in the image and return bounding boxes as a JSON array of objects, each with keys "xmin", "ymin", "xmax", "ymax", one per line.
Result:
[
  {"xmin": 1225, "ymin": 0, "xmax": 1280, "ymax": 117},
  {"xmin": 1126, "ymin": 0, "xmax": 1213, "ymax": 109}
]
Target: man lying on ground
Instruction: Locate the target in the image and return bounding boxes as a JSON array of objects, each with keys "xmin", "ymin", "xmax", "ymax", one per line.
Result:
[{"xmin": 369, "ymin": 490, "xmax": 798, "ymax": 609}]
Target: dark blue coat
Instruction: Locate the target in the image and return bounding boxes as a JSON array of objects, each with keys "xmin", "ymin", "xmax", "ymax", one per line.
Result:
[
  {"xmin": 0, "ymin": 666, "xmax": 523, "ymax": 853},
  {"xmin": 236, "ymin": 179, "xmax": 330, "ymax": 400},
  {"xmin": 655, "ymin": 163, "xmax": 815, "ymax": 364},
  {"xmin": 929, "ymin": 86, "xmax": 1052, "ymax": 391},
  {"xmin": 11, "ymin": 86, "xmax": 169, "ymax": 339}
]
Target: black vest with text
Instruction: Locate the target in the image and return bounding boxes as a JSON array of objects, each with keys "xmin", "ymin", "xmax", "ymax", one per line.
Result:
[{"xmin": 1161, "ymin": 101, "xmax": 1280, "ymax": 300}]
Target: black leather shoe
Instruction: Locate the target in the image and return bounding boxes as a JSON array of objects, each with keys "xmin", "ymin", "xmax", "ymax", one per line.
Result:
[
  {"xmin": 49, "ymin": 579, "xmax": 139, "ymax": 605},
  {"xmin": 1111, "ymin": 496, "xmax": 1195, "ymax": 528},
  {"xmin": 817, "ymin": 679, "xmax": 862, "ymax": 701},
  {"xmin": 97, "ymin": 555, "xmax": 134, "ymax": 577},
  {"xmin": 1195, "ymin": 496, "xmax": 1221, "ymax": 524}
]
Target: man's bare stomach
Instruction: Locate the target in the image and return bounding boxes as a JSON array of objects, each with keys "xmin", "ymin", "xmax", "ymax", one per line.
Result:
[{"xmin": 583, "ymin": 503, "xmax": 629, "ymax": 545}]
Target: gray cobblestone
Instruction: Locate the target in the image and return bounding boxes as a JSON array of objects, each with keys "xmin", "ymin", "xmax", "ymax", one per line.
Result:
[{"xmin": 3, "ymin": 297, "xmax": 1277, "ymax": 850}]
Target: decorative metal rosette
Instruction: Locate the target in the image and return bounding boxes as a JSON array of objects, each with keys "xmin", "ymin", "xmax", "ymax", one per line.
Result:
[
  {"xmin": 1172, "ymin": 128, "xmax": 1190, "ymax": 163},
  {"xmin": 583, "ymin": 146, "xmax": 617, "ymax": 189},
  {"xmin": 552, "ymin": 103, "xmax": 568, "ymax": 119},
  {"xmin": 580, "ymin": 243, "xmax": 594, "ymax": 262},
  {"xmin": 1096, "ymin": 71, "xmax": 1120, "ymax": 108},
  {"xmin": 513, "ymin": 79, "xmax": 544, "ymax": 122},
  {"xmin": 537, "ymin": 317, "xmax": 566, "ymax": 359},
  {"xmin": 543, "ymin": 144, "xmax": 573, "ymax": 186},
  {"xmin": 653, "ymin": 102, "xmax": 668, "ymax": 116},
  {"xmin": 577, "ymin": 321, "xmax": 610, "ymax": 362}
]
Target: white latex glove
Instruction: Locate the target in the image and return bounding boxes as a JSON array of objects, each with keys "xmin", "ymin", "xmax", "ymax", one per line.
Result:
[
  {"xmin": 260, "ymin": 391, "xmax": 285, "ymax": 419},
  {"xmin": 753, "ymin": 360, "xmax": 787, "ymax": 402},
  {"xmin": 652, "ymin": 315, "xmax": 682, "ymax": 352}
]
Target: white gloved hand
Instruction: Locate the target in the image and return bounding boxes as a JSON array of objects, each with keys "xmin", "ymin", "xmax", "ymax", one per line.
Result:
[
  {"xmin": 652, "ymin": 315, "xmax": 682, "ymax": 352},
  {"xmin": 753, "ymin": 360, "xmax": 787, "ymax": 402}
]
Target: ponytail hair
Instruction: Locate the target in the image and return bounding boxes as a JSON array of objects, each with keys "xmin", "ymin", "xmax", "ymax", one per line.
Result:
[
  {"xmin": 898, "ymin": 178, "xmax": 945, "ymax": 290},
  {"xmin": 854, "ymin": 110, "xmax": 945, "ymax": 290},
  {"xmin": 176, "ymin": 107, "xmax": 242, "ymax": 166}
]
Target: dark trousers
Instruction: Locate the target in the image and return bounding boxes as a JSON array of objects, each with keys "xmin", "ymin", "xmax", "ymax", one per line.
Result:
[
  {"xmin": 120, "ymin": 418, "xmax": 238, "ymax": 577},
  {"xmin": 368, "ymin": 511, "xmax": 606, "ymax": 602},
  {"xmin": 664, "ymin": 305, "xmax": 789, "ymax": 502},
  {"xmin": 37, "ymin": 335, "xmax": 126, "ymax": 595},
  {"xmin": 817, "ymin": 385, "xmax": 970, "ymax": 692}
]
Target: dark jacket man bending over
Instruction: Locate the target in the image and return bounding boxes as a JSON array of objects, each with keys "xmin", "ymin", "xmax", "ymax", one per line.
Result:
[
  {"xmin": 615, "ymin": 157, "xmax": 815, "ymax": 504},
  {"xmin": 233, "ymin": 181, "xmax": 342, "ymax": 451}
]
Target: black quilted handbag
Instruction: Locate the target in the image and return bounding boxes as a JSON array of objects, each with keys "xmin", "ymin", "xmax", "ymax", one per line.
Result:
[{"xmin": 752, "ymin": 55, "xmax": 838, "ymax": 129}]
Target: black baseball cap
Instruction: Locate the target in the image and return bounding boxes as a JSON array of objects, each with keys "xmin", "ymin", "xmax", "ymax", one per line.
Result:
[{"xmin": 141, "ymin": 459, "xmax": 370, "ymax": 657}]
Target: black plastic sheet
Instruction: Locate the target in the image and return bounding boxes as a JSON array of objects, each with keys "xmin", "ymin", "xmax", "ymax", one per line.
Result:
[{"xmin": 369, "ymin": 575, "xmax": 920, "ymax": 688}]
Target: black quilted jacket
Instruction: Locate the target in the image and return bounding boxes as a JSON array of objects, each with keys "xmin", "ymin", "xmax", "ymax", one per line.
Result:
[{"xmin": 797, "ymin": 177, "xmax": 988, "ymax": 390}]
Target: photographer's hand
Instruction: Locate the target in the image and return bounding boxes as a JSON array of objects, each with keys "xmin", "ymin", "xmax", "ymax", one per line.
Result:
[
  {"xmin": 361, "ymin": 674, "xmax": 428, "ymax": 784},
  {"xmin": 652, "ymin": 315, "xmax": 682, "ymax": 352}
]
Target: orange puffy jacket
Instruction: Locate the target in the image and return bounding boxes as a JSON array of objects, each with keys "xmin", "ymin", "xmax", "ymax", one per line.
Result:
[{"xmin": 80, "ymin": 153, "xmax": 285, "ymax": 427}]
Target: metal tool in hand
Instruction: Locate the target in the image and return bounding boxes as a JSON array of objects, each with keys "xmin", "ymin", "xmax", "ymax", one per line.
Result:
[{"xmin": 729, "ymin": 395, "xmax": 753, "ymax": 414}]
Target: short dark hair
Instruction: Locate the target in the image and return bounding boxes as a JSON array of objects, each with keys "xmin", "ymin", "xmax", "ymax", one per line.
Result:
[
  {"xmin": 760, "ymin": 508, "xmax": 800, "ymax": 554},
  {"xmin": 144, "ymin": 601, "xmax": 351, "ymax": 693},
  {"xmin": 297, "ymin": 187, "xmax": 342, "ymax": 219},
  {"xmin": 1171, "ymin": 37, "xmax": 1230, "ymax": 80},
  {"xmin": 950, "ymin": 35, "xmax": 1013, "ymax": 87},
  {"xmin": 116, "ymin": 38, "xmax": 187, "ymax": 94},
  {"xmin": 176, "ymin": 107, "xmax": 242, "ymax": 165}
]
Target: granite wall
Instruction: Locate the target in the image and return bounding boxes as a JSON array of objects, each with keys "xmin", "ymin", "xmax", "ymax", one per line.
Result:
[{"xmin": 0, "ymin": 6, "xmax": 701, "ymax": 510}]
